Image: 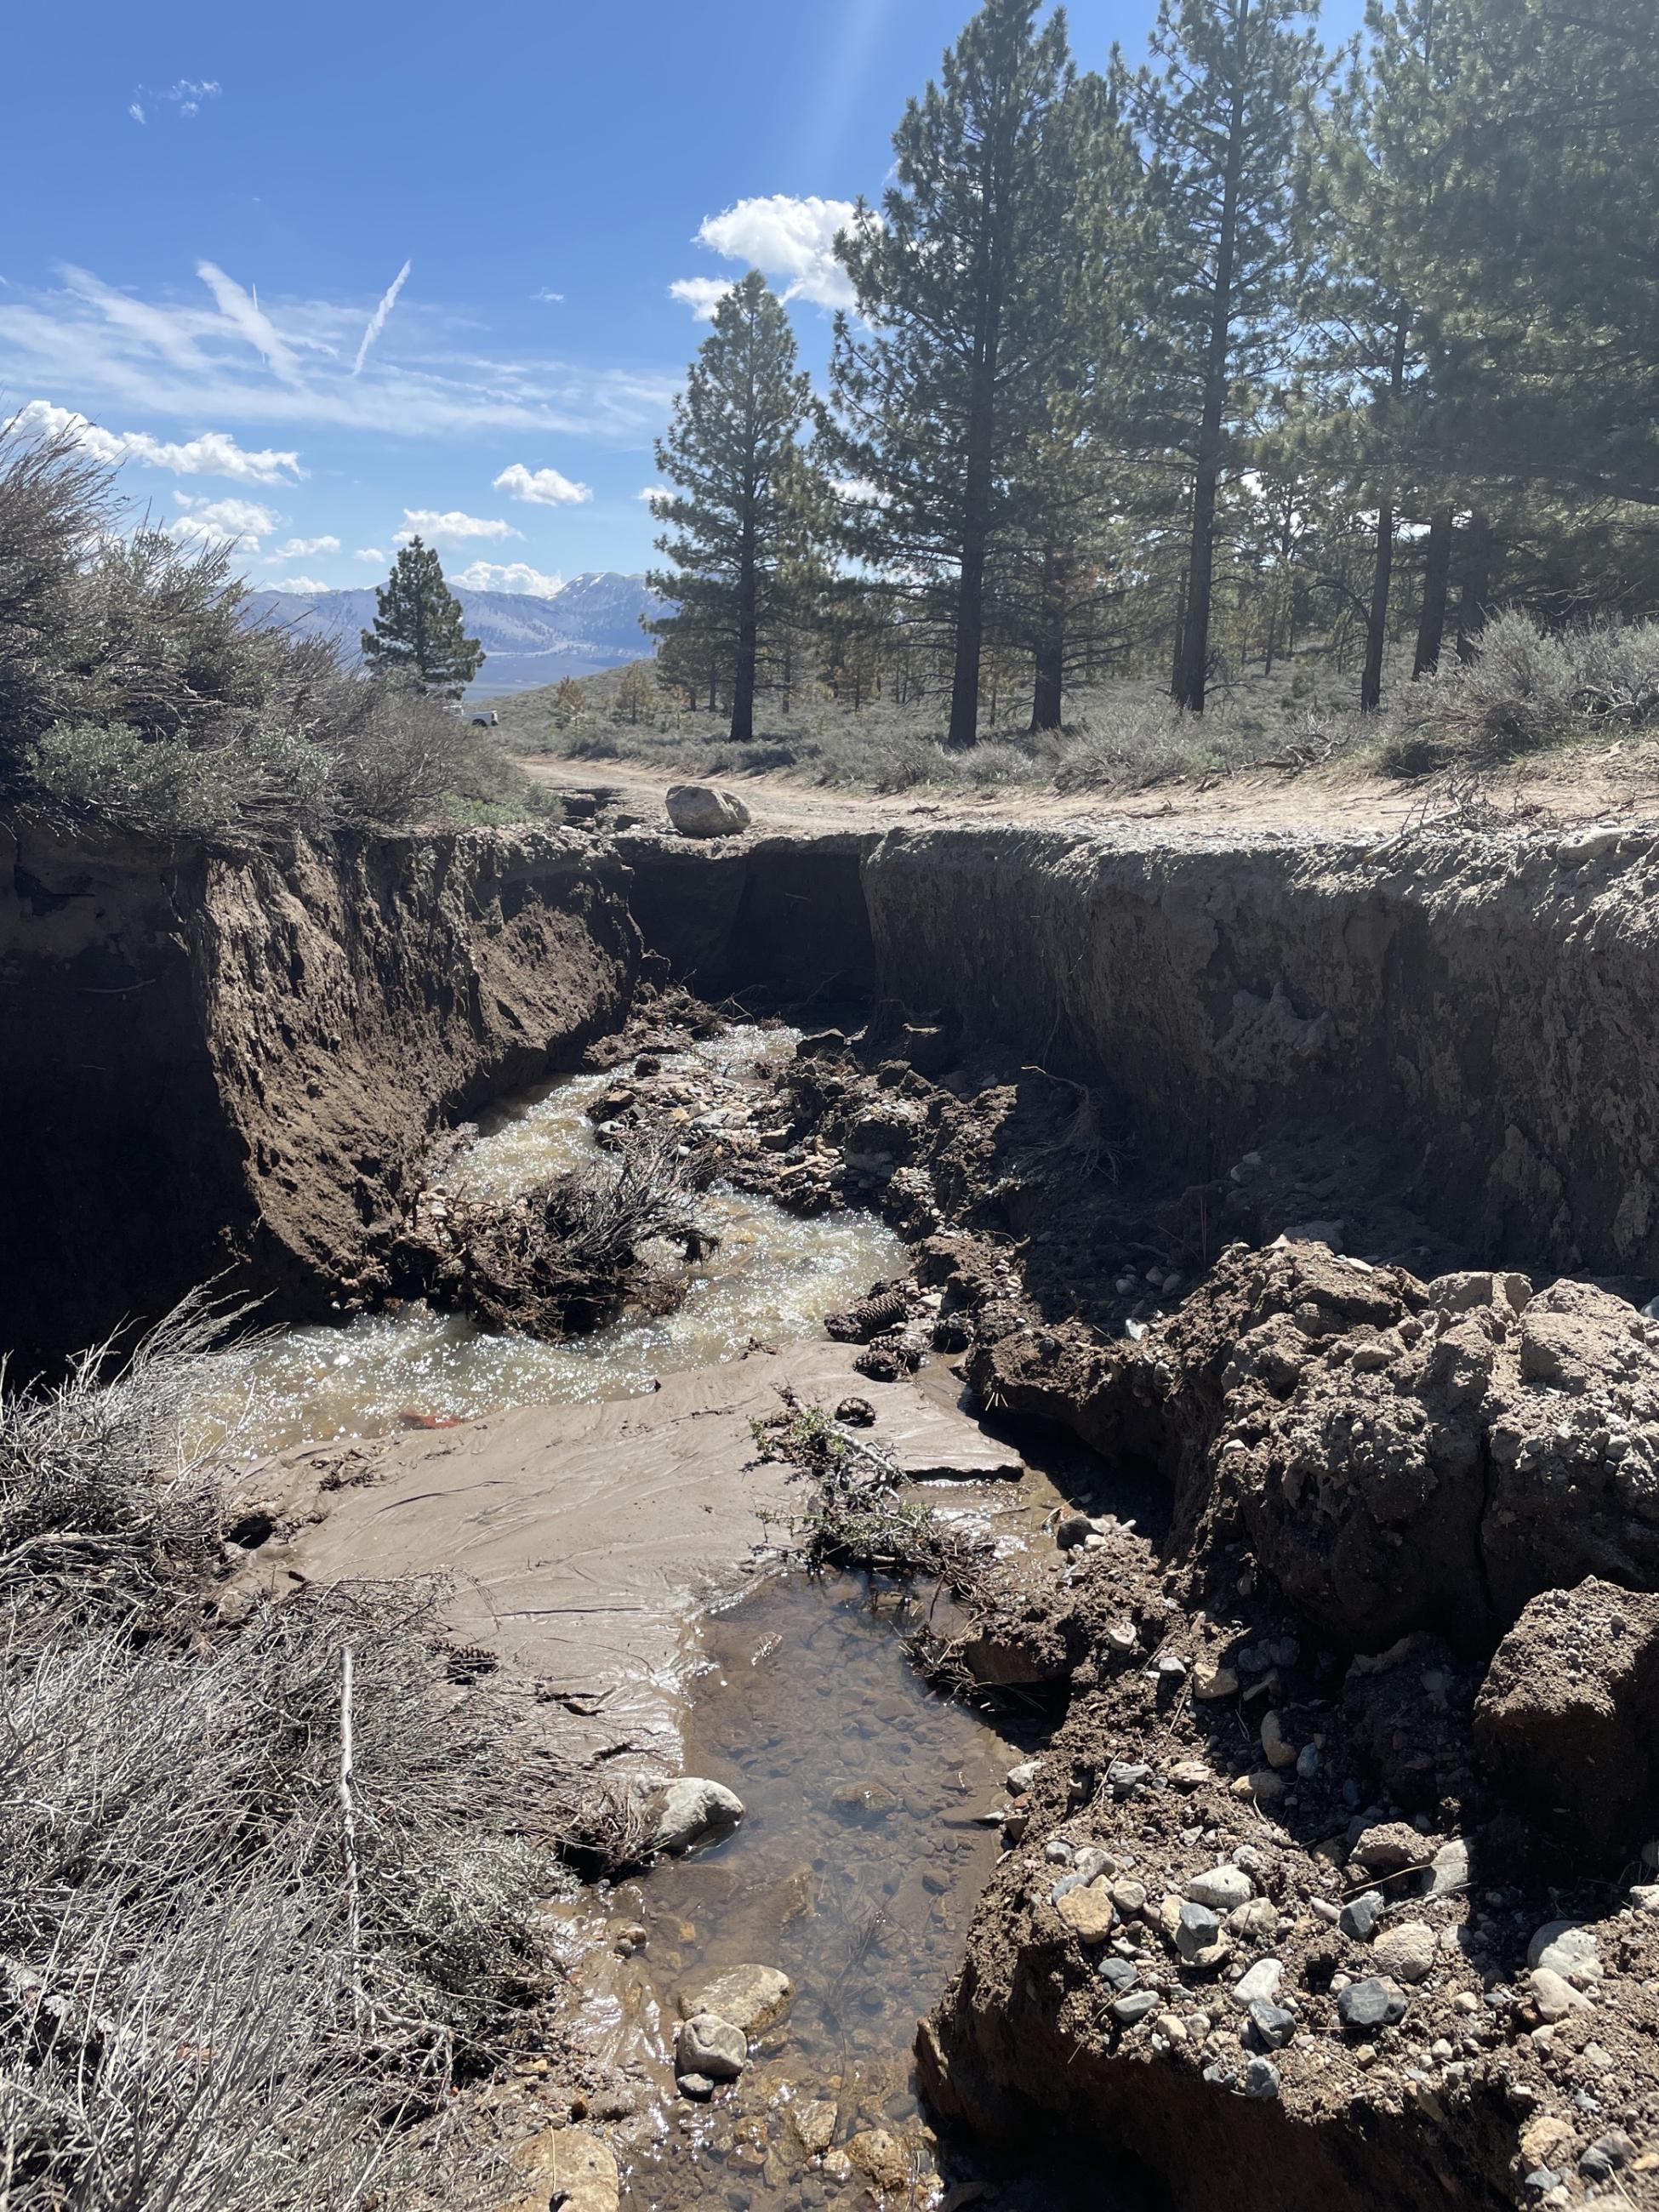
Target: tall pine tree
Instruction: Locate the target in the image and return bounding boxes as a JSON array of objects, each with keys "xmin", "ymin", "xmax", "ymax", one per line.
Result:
[
  {"xmin": 1124, "ymin": 0, "xmax": 1325, "ymax": 712},
  {"xmin": 360, "ymin": 539, "xmax": 483, "ymax": 694},
  {"xmin": 648, "ymin": 271, "xmax": 824, "ymax": 744},
  {"xmin": 824, "ymin": 0, "xmax": 1080, "ymax": 750}
]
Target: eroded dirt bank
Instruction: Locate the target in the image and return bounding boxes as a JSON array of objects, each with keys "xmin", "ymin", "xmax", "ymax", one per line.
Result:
[{"xmin": 0, "ymin": 814, "xmax": 639, "ymax": 1365}]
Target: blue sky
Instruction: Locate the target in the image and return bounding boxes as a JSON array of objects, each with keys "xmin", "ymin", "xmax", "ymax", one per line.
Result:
[{"xmin": 1, "ymin": 0, "xmax": 1362, "ymax": 599}]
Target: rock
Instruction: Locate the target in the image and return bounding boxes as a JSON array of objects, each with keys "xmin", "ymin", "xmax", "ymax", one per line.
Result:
[
  {"xmin": 1186, "ymin": 1865, "xmax": 1253, "ymax": 1913},
  {"xmin": 1529, "ymin": 1968, "xmax": 1591, "ymax": 2021},
  {"xmin": 665, "ymin": 784, "xmax": 751, "ymax": 838},
  {"xmin": 1340, "ymin": 1890, "xmax": 1386, "ymax": 1941},
  {"xmin": 1057, "ymin": 1880, "xmax": 1116, "ymax": 1942},
  {"xmin": 1348, "ymin": 1821, "xmax": 1423, "ymax": 1878},
  {"xmin": 1111, "ymin": 1879, "xmax": 1149, "ymax": 1918},
  {"xmin": 789, "ymin": 2101, "xmax": 839, "ymax": 2158},
  {"xmin": 1373, "ymin": 1922, "xmax": 1438, "ymax": 1984},
  {"xmin": 847, "ymin": 2129, "xmax": 912, "ymax": 2192},
  {"xmin": 1242, "ymin": 2058, "xmax": 1282, "ymax": 2100},
  {"xmin": 1169, "ymin": 1758, "xmax": 1213, "ymax": 1791},
  {"xmin": 1192, "ymin": 1658, "xmax": 1240, "ymax": 1701},
  {"xmin": 653, "ymin": 1776, "xmax": 745, "ymax": 1853},
  {"xmin": 1111, "ymin": 1989, "xmax": 1160, "ymax": 2026},
  {"xmin": 1230, "ymin": 1959, "xmax": 1284, "ymax": 2009},
  {"xmin": 1260, "ymin": 1711, "xmax": 1297, "ymax": 1770},
  {"xmin": 1337, "ymin": 1977, "xmax": 1410, "ymax": 2030},
  {"xmin": 830, "ymin": 1778, "xmax": 898, "ymax": 1821},
  {"xmin": 676, "ymin": 2012, "xmax": 747, "ymax": 2080},
  {"xmin": 1247, "ymin": 2001, "xmax": 1297, "ymax": 2050},
  {"xmin": 1073, "ymin": 1844, "xmax": 1118, "ymax": 1883},
  {"xmin": 1631, "ymin": 1883, "xmax": 1659, "ymax": 1914},
  {"xmin": 676, "ymin": 2072, "xmax": 714, "ymax": 2101},
  {"xmin": 505, "ymin": 2128, "xmax": 619, "ymax": 2212},
  {"xmin": 1174, "ymin": 1901, "xmax": 1223, "ymax": 1962},
  {"xmin": 1097, "ymin": 1957, "xmax": 1140, "ymax": 1993},
  {"xmin": 1006, "ymin": 1759, "xmax": 1040, "ymax": 1794},
  {"xmin": 1428, "ymin": 1839, "xmax": 1470, "ymax": 1896},
  {"xmin": 1526, "ymin": 1921, "xmax": 1603, "ymax": 1986},
  {"xmin": 1230, "ymin": 1898, "xmax": 1280, "ymax": 1945},
  {"xmin": 1520, "ymin": 2121, "xmax": 1576, "ymax": 2174},
  {"xmin": 1108, "ymin": 1760, "xmax": 1152, "ymax": 1796},
  {"xmin": 681, "ymin": 1964, "xmax": 792, "ymax": 2035},
  {"xmin": 1056, "ymin": 1512, "xmax": 1097, "ymax": 1550}
]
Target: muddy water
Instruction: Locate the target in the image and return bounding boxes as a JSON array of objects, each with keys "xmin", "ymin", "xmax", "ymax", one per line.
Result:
[
  {"xmin": 192, "ymin": 1029, "xmax": 905, "ymax": 1454},
  {"xmin": 545, "ymin": 1573, "xmax": 1142, "ymax": 2212}
]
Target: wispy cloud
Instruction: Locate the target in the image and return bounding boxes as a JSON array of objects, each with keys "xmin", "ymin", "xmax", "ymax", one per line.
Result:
[
  {"xmin": 673, "ymin": 194, "xmax": 861, "ymax": 317},
  {"xmin": 197, "ymin": 261, "xmax": 300, "ymax": 380},
  {"xmin": 352, "ymin": 259, "xmax": 412, "ymax": 376},
  {"xmin": 167, "ymin": 492, "xmax": 282, "ymax": 550},
  {"xmin": 128, "ymin": 78, "xmax": 220, "ymax": 124},
  {"xmin": 493, "ymin": 460, "xmax": 591, "ymax": 506},
  {"xmin": 453, "ymin": 559, "xmax": 565, "ymax": 596},
  {"xmin": 7, "ymin": 399, "xmax": 303, "ymax": 483},
  {"xmin": 270, "ymin": 533, "xmax": 339, "ymax": 559},
  {"xmin": 0, "ymin": 263, "xmax": 681, "ymax": 444},
  {"xmin": 394, "ymin": 509, "xmax": 520, "ymax": 546},
  {"xmin": 533, "ymin": 288, "xmax": 565, "ymax": 305}
]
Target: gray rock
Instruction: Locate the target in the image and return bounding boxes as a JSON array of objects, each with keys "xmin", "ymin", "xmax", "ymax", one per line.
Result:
[
  {"xmin": 1097, "ymin": 1957, "xmax": 1140, "ymax": 1993},
  {"xmin": 1373, "ymin": 1921, "xmax": 1438, "ymax": 1984},
  {"xmin": 1108, "ymin": 1760, "xmax": 1152, "ymax": 1796},
  {"xmin": 681, "ymin": 1964, "xmax": 791, "ymax": 2035},
  {"xmin": 1241, "ymin": 2058, "xmax": 1282, "ymax": 2100},
  {"xmin": 1230, "ymin": 1958, "xmax": 1284, "ymax": 2009},
  {"xmin": 1111, "ymin": 1989, "xmax": 1160, "ymax": 2026},
  {"xmin": 1527, "ymin": 1921, "xmax": 1602, "ymax": 1986},
  {"xmin": 1185, "ymin": 1865, "xmax": 1253, "ymax": 1913},
  {"xmin": 665, "ymin": 784, "xmax": 751, "ymax": 838},
  {"xmin": 676, "ymin": 2072, "xmax": 715, "ymax": 2101},
  {"xmin": 1427, "ymin": 1839, "xmax": 1470, "ymax": 1896},
  {"xmin": 1175, "ymin": 1901, "xmax": 1223, "ymax": 1961},
  {"xmin": 1247, "ymin": 2001, "xmax": 1297, "ymax": 2050},
  {"xmin": 1529, "ymin": 1966, "xmax": 1591, "ymax": 2021},
  {"xmin": 1339, "ymin": 1889, "xmax": 1386, "ymax": 1941},
  {"xmin": 676, "ymin": 2013, "xmax": 747, "ymax": 2080},
  {"xmin": 1006, "ymin": 1759, "xmax": 1040, "ymax": 1794},
  {"xmin": 1337, "ymin": 1976, "xmax": 1410, "ymax": 2031},
  {"xmin": 653, "ymin": 1777, "xmax": 745, "ymax": 1854}
]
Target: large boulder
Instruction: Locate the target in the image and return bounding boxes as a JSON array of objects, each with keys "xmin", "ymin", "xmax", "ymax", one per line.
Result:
[
  {"xmin": 665, "ymin": 784, "xmax": 751, "ymax": 838},
  {"xmin": 650, "ymin": 1775, "xmax": 745, "ymax": 1853}
]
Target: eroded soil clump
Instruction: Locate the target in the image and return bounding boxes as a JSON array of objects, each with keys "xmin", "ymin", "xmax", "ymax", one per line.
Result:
[{"xmin": 623, "ymin": 1023, "xmax": 1659, "ymax": 2210}]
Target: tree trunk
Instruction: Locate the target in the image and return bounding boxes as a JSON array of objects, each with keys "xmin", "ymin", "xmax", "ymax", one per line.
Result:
[
  {"xmin": 1455, "ymin": 510, "xmax": 1495, "ymax": 664},
  {"xmin": 707, "ymin": 653, "xmax": 720, "ymax": 714},
  {"xmin": 1176, "ymin": 32, "xmax": 1246, "ymax": 715},
  {"xmin": 730, "ymin": 514, "xmax": 757, "ymax": 742},
  {"xmin": 1360, "ymin": 321, "xmax": 1408, "ymax": 714},
  {"xmin": 1029, "ymin": 544, "xmax": 1069, "ymax": 733},
  {"xmin": 1413, "ymin": 505, "xmax": 1454, "ymax": 676}
]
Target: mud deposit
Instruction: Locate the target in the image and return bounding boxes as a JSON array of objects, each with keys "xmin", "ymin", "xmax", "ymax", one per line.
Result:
[{"xmin": 544, "ymin": 1572, "xmax": 1150, "ymax": 2212}]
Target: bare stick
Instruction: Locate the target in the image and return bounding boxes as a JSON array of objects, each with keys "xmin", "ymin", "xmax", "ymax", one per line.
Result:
[{"xmin": 339, "ymin": 1645, "xmax": 366, "ymax": 2029}]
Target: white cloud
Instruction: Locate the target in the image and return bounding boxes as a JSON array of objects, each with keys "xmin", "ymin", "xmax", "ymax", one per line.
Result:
[
  {"xmin": 270, "ymin": 533, "xmax": 339, "ymax": 559},
  {"xmin": 394, "ymin": 509, "xmax": 520, "ymax": 546},
  {"xmin": 493, "ymin": 460, "xmax": 592, "ymax": 506},
  {"xmin": 453, "ymin": 560, "xmax": 566, "ymax": 597},
  {"xmin": 669, "ymin": 276, "xmax": 736, "ymax": 322},
  {"xmin": 7, "ymin": 399, "xmax": 304, "ymax": 483},
  {"xmin": 835, "ymin": 475, "xmax": 888, "ymax": 506},
  {"xmin": 679, "ymin": 194, "xmax": 861, "ymax": 314},
  {"xmin": 354, "ymin": 546, "xmax": 387, "ymax": 562},
  {"xmin": 128, "ymin": 79, "xmax": 219, "ymax": 123},
  {"xmin": 266, "ymin": 574, "xmax": 332, "ymax": 595},
  {"xmin": 636, "ymin": 483, "xmax": 666, "ymax": 502},
  {"xmin": 352, "ymin": 259, "xmax": 412, "ymax": 376},
  {"xmin": 128, "ymin": 102, "xmax": 146, "ymax": 125},
  {"xmin": 167, "ymin": 493, "xmax": 281, "ymax": 550},
  {"xmin": 533, "ymin": 288, "xmax": 565, "ymax": 304},
  {"xmin": 0, "ymin": 263, "xmax": 682, "ymax": 444},
  {"xmin": 197, "ymin": 261, "xmax": 300, "ymax": 380}
]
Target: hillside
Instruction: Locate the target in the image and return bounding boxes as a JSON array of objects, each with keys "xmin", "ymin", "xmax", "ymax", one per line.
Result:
[{"xmin": 242, "ymin": 573, "xmax": 664, "ymax": 698}]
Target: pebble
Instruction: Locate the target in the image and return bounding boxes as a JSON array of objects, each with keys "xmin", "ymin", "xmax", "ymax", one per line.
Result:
[
  {"xmin": 1260, "ymin": 1712, "xmax": 1297, "ymax": 1770},
  {"xmin": 1057, "ymin": 1882, "xmax": 1116, "ymax": 1943},
  {"xmin": 1006, "ymin": 1760, "xmax": 1040, "ymax": 1794},
  {"xmin": 1529, "ymin": 1967, "xmax": 1591, "ymax": 2021},
  {"xmin": 1296, "ymin": 1742, "xmax": 1320, "ymax": 1780},
  {"xmin": 1229, "ymin": 1898, "xmax": 1280, "ymax": 1944},
  {"xmin": 653, "ymin": 1777, "xmax": 745, "ymax": 1854},
  {"xmin": 1527, "ymin": 1922, "xmax": 1602, "ymax": 1986},
  {"xmin": 1428, "ymin": 1839, "xmax": 1470, "ymax": 1896},
  {"xmin": 1044, "ymin": 1839, "xmax": 1074, "ymax": 1865},
  {"xmin": 1186, "ymin": 1866, "xmax": 1253, "ymax": 1913},
  {"xmin": 676, "ymin": 2013, "xmax": 747, "ymax": 2081},
  {"xmin": 1230, "ymin": 1959, "xmax": 1284, "ymax": 2009},
  {"xmin": 1109, "ymin": 1761, "xmax": 1152, "ymax": 1796},
  {"xmin": 1629, "ymin": 1883, "xmax": 1659, "ymax": 1914},
  {"xmin": 1111, "ymin": 1880, "xmax": 1149, "ymax": 1917},
  {"xmin": 1373, "ymin": 1922, "xmax": 1438, "ymax": 1985},
  {"xmin": 1174, "ymin": 1901, "xmax": 1223, "ymax": 1964},
  {"xmin": 1074, "ymin": 1844, "xmax": 1117, "ymax": 1883},
  {"xmin": 1348, "ymin": 1821, "xmax": 1421, "ymax": 1877},
  {"xmin": 1097, "ymin": 1957, "xmax": 1139, "ymax": 1993},
  {"xmin": 1192, "ymin": 1660, "xmax": 1240, "ymax": 1702},
  {"xmin": 1241, "ymin": 2058, "xmax": 1282, "ymax": 2101},
  {"xmin": 1169, "ymin": 1759, "xmax": 1212, "ymax": 1792},
  {"xmin": 1337, "ymin": 1978, "xmax": 1410, "ymax": 2031},
  {"xmin": 676, "ymin": 2072, "xmax": 715, "ymax": 2101},
  {"xmin": 1340, "ymin": 1890, "xmax": 1386, "ymax": 1941},
  {"xmin": 1112, "ymin": 1989, "xmax": 1161, "ymax": 2026},
  {"xmin": 1248, "ymin": 2001, "xmax": 1297, "ymax": 2050}
]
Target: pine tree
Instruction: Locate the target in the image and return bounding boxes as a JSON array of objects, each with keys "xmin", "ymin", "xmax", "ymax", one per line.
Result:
[
  {"xmin": 612, "ymin": 662, "xmax": 654, "ymax": 727},
  {"xmin": 648, "ymin": 271, "xmax": 825, "ymax": 744},
  {"xmin": 1124, "ymin": 0, "xmax": 1326, "ymax": 712},
  {"xmin": 823, "ymin": 0, "xmax": 1080, "ymax": 750},
  {"xmin": 550, "ymin": 676, "xmax": 587, "ymax": 728},
  {"xmin": 360, "ymin": 539, "xmax": 484, "ymax": 694}
]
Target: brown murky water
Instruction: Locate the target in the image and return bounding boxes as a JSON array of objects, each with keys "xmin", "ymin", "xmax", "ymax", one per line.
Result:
[
  {"xmin": 544, "ymin": 1573, "xmax": 1150, "ymax": 2212},
  {"xmin": 190, "ymin": 1029, "xmax": 905, "ymax": 1455}
]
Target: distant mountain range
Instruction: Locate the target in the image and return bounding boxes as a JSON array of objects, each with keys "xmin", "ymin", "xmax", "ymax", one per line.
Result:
[{"xmin": 242, "ymin": 573, "xmax": 664, "ymax": 697}]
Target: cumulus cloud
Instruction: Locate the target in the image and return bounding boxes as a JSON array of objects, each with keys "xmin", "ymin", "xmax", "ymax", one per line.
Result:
[
  {"xmin": 493, "ymin": 460, "xmax": 592, "ymax": 506},
  {"xmin": 453, "ymin": 560, "xmax": 566, "ymax": 597},
  {"xmin": 352, "ymin": 259, "xmax": 412, "ymax": 376},
  {"xmin": 354, "ymin": 546, "xmax": 387, "ymax": 562},
  {"xmin": 636, "ymin": 483, "xmax": 667, "ymax": 502},
  {"xmin": 394, "ymin": 509, "xmax": 520, "ymax": 546},
  {"xmin": 266, "ymin": 574, "xmax": 332, "ymax": 595},
  {"xmin": 167, "ymin": 492, "xmax": 281, "ymax": 550},
  {"xmin": 7, "ymin": 399, "xmax": 303, "ymax": 483},
  {"xmin": 674, "ymin": 194, "xmax": 862, "ymax": 316},
  {"xmin": 269, "ymin": 533, "xmax": 339, "ymax": 559},
  {"xmin": 668, "ymin": 276, "xmax": 736, "ymax": 322}
]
